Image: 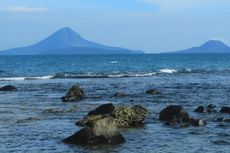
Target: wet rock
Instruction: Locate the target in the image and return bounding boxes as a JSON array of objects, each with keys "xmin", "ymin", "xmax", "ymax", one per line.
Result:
[
  {"xmin": 61, "ymin": 85, "xmax": 85, "ymax": 102},
  {"xmin": 145, "ymin": 89, "xmax": 161, "ymax": 95},
  {"xmin": 206, "ymin": 104, "xmax": 217, "ymax": 113},
  {"xmin": 113, "ymin": 92, "xmax": 127, "ymax": 97},
  {"xmin": 64, "ymin": 117, "xmax": 125, "ymax": 145},
  {"xmin": 194, "ymin": 106, "xmax": 206, "ymax": 113},
  {"xmin": 159, "ymin": 105, "xmax": 190, "ymax": 123},
  {"xmin": 87, "ymin": 103, "xmax": 115, "ymax": 116},
  {"xmin": 63, "ymin": 127, "xmax": 92, "ymax": 144},
  {"xmin": 189, "ymin": 118, "xmax": 206, "ymax": 127},
  {"xmin": 0, "ymin": 85, "xmax": 17, "ymax": 91},
  {"xmin": 76, "ymin": 103, "xmax": 148, "ymax": 128},
  {"xmin": 216, "ymin": 117, "xmax": 230, "ymax": 122},
  {"xmin": 220, "ymin": 107, "xmax": 230, "ymax": 113}
]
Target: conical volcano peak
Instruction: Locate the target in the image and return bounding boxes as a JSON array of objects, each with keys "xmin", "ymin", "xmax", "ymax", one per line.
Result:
[
  {"xmin": 0, "ymin": 27, "xmax": 144, "ymax": 55},
  {"xmin": 51, "ymin": 27, "xmax": 83, "ymax": 39},
  {"xmin": 202, "ymin": 40, "xmax": 228, "ymax": 47}
]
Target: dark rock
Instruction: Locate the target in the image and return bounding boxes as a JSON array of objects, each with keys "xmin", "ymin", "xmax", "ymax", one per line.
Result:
[
  {"xmin": 0, "ymin": 85, "xmax": 17, "ymax": 91},
  {"xmin": 63, "ymin": 127, "xmax": 92, "ymax": 144},
  {"xmin": 76, "ymin": 103, "xmax": 148, "ymax": 128},
  {"xmin": 194, "ymin": 106, "xmax": 206, "ymax": 113},
  {"xmin": 87, "ymin": 103, "xmax": 115, "ymax": 116},
  {"xmin": 145, "ymin": 89, "xmax": 161, "ymax": 95},
  {"xmin": 220, "ymin": 107, "xmax": 230, "ymax": 113},
  {"xmin": 159, "ymin": 105, "xmax": 189, "ymax": 123},
  {"xmin": 61, "ymin": 85, "xmax": 85, "ymax": 102},
  {"xmin": 113, "ymin": 92, "xmax": 127, "ymax": 97},
  {"xmin": 189, "ymin": 118, "xmax": 206, "ymax": 126},
  {"xmin": 65, "ymin": 117, "xmax": 125, "ymax": 145},
  {"xmin": 206, "ymin": 104, "xmax": 217, "ymax": 113},
  {"xmin": 216, "ymin": 117, "xmax": 230, "ymax": 122}
]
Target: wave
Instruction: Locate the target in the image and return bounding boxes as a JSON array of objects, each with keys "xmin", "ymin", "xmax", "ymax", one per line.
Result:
[
  {"xmin": 159, "ymin": 69, "xmax": 177, "ymax": 74},
  {"xmin": 0, "ymin": 75, "xmax": 54, "ymax": 81},
  {"xmin": 0, "ymin": 68, "xmax": 228, "ymax": 81},
  {"xmin": 109, "ymin": 61, "xmax": 119, "ymax": 64}
]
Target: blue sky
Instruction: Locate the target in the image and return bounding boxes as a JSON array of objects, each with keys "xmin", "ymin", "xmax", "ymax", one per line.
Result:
[{"xmin": 1, "ymin": 0, "xmax": 230, "ymax": 53}]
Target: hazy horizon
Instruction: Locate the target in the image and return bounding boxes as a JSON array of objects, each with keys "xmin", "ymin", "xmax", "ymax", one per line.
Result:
[{"xmin": 1, "ymin": 0, "xmax": 230, "ymax": 53}]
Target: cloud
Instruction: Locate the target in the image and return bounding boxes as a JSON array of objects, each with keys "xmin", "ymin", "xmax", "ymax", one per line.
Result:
[
  {"xmin": 139, "ymin": 0, "xmax": 230, "ymax": 11},
  {"xmin": 1, "ymin": 6, "xmax": 51, "ymax": 13}
]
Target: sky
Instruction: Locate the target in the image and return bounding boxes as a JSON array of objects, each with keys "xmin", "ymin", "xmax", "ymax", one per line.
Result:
[{"xmin": 0, "ymin": 0, "xmax": 230, "ymax": 53}]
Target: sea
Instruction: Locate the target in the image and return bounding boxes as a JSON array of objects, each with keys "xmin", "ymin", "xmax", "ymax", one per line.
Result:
[{"xmin": 1, "ymin": 54, "xmax": 230, "ymax": 153}]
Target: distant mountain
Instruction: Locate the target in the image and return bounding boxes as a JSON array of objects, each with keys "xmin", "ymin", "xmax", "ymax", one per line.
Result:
[
  {"xmin": 172, "ymin": 40, "xmax": 230, "ymax": 54},
  {"xmin": 0, "ymin": 27, "xmax": 144, "ymax": 55}
]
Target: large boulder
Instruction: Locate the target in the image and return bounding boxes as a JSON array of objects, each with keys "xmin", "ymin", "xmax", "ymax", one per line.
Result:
[
  {"xmin": 159, "ymin": 105, "xmax": 189, "ymax": 123},
  {"xmin": 220, "ymin": 107, "xmax": 230, "ymax": 113},
  {"xmin": 76, "ymin": 103, "xmax": 148, "ymax": 128},
  {"xmin": 64, "ymin": 117, "xmax": 125, "ymax": 145},
  {"xmin": 61, "ymin": 85, "xmax": 85, "ymax": 102},
  {"xmin": 112, "ymin": 105, "xmax": 148, "ymax": 127},
  {"xmin": 0, "ymin": 85, "xmax": 17, "ymax": 91}
]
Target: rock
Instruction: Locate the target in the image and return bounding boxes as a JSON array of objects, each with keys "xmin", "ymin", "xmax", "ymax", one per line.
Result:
[
  {"xmin": 76, "ymin": 103, "xmax": 148, "ymax": 127},
  {"xmin": 189, "ymin": 118, "xmax": 206, "ymax": 126},
  {"xmin": 63, "ymin": 127, "xmax": 92, "ymax": 144},
  {"xmin": 0, "ymin": 85, "xmax": 17, "ymax": 91},
  {"xmin": 64, "ymin": 117, "xmax": 125, "ymax": 145},
  {"xmin": 145, "ymin": 89, "xmax": 161, "ymax": 95},
  {"xmin": 89, "ymin": 117, "xmax": 125, "ymax": 145},
  {"xmin": 87, "ymin": 103, "xmax": 115, "ymax": 116},
  {"xmin": 113, "ymin": 92, "xmax": 127, "ymax": 97},
  {"xmin": 194, "ymin": 106, "xmax": 206, "ymax": 113},
  {"xmin": 112, "ymin": 105, "xmax": 148, "ymax": 127},
  {"xmin": 206, "ymin": 104, "xmax": 217, "ymax": 113},
  {"xmin": 61, "ymin": 85, "xmax": 85, "ymax": 102},
  {"xmin": 159, "ymin": 105, "xmax": 189, "ymax": 123},
  {"xmin": 216, "ymin": 117, "xmax": 230, "ymax": 122},
  {"xmin": 220, "ymin": 107, "xmax": 230, "ymax": 113}
]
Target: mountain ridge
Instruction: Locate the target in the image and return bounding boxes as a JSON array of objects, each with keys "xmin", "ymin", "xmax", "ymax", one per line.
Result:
[
  {"xmin": 171, "ymin": 40, "xmax": 230, "ymax": 54},
  {"xmin": 0, "ymin": 27, "xmax": 144, "ymax": 55}
]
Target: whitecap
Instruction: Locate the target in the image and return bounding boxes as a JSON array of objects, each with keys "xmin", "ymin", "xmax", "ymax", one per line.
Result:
[
  {"xmin": 159, "ymin": 69, "xmax": 177, "ymax": 74},
  {"xmin": 0, "ymin": 75, "xmax": 54, "ymax": 81},
  {"xmin": 109, "ymin": 61, "xmax": 119, "ymax": 64}
]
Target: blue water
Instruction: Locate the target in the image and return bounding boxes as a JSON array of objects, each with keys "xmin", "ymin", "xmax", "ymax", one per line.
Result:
[{"xmin": 1, "ymin": 54, "xmax": 230, "ymax": 153}]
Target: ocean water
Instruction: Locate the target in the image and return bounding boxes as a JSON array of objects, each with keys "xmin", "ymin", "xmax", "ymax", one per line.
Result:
[{"xmin": 1, "ymin": 54, "xmax": 230, "ymax": 153}]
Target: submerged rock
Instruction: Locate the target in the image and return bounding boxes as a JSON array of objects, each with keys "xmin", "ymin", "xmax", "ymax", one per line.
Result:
[
  {"xmin": 64, "ymin": 117, "xmax": 125, "ymax": 145},
  {"xmin": 220, "ymin": 107, "xmax": 230, "ymax": 113},
  {"xmin": 61, "ymin": 85, "xmax": 85, "ymax": 102},
  {"xmin": 194, "ymin": 104, "xmax": 217, "ymax": 113},
  {"xmin": 76, "ymin": 103, "xmax": 148, "ymax": 128},
  {"xmin": 159, "ymin": 105, "xmax": 189, "ymax": 123},
  {"xmin": 0, "ymin": 85, "xmax": 17, "ymax": 91},
  {"xmin": 216, "ymin": 117, "xmax": 230, "ymax": 122},
  {"xmin": 194, "ymin": 106, "xmax": 206, "ymax": 113},
  {"xmin": 206, "ymin": 104, "xmax": 217, "ymax": 113},
  {"xmin": 145, "ymin": 89, "xmax": 161, "ymax": 95},
  {"xmin": 113, "ymin": 92, "xmax": 127, "ymax": 97},
  {"xmin": 189, "ymin": 118, "xmax": 206, "ymax": 127}
]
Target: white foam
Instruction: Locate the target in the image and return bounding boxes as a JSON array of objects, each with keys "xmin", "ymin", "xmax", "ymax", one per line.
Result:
[
  {"xmin": 109, "ymin": 61, "xmax": 119, "ymax": 64},
  {"xmin": 159, "ymin": 69, "xmax": 177, "ymax": 74},
  {"xmin": 0, "ymin": 75, "xmax": 54, "ymax": 81}
]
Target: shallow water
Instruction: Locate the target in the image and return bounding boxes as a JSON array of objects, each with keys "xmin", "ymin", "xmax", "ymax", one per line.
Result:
[{"xmin": 1, "ymin": 54, "xmax": 230, "ymax": 152}]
